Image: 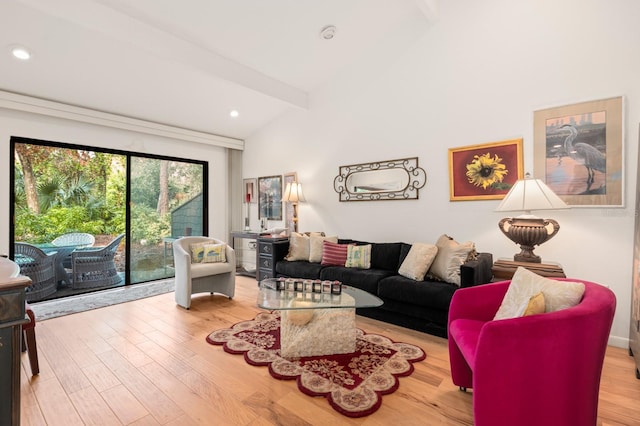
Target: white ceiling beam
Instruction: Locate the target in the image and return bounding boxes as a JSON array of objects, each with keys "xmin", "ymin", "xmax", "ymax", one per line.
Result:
[
  {"xmin": 17, "ymin": 0, "xmax": 308, "ymax": 109},
  {"xmin": 0, "ymin": 90, "xmax": 244, "ymax": 149}
]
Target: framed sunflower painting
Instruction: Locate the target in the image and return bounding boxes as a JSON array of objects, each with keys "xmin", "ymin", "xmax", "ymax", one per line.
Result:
[{"xmin": 448, "ymin": 138, "xmax": 523, "ymax": 201}]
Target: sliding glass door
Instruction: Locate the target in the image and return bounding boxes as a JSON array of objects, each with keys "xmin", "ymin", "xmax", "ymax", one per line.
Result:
[
  {"xmin": 11, "ymin": 137, "xmax": 207, "ymax": 301},
  {"xmin": 129, "ymin": 157, "xmax": 206, "ymax": 284}
]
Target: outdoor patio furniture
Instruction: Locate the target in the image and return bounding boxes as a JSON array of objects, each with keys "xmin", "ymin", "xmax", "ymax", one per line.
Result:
[
  {"xmin": 52, "ymin": 232, "xmax": 95, "ymax": 248},
  {"xmin": 71, "ymin": 233, "xmax": 125, "ymax": 289},
  {"xmin": 52, "ymin": 232, "xmax": 95, "ymax": 270},
  {"xmin": 14, "ymin": 243, "xmax": 58, "ymax": 302}
]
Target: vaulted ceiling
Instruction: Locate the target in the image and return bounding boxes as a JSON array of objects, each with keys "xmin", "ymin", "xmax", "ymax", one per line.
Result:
[{"xmin": 0, "ymin": 0, "xmax": 437, "ymax": 140}]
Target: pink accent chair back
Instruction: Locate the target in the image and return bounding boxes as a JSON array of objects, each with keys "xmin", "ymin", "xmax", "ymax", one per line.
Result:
[{"xmin": 448, "ymin": 278, "xmax": 616, "ymax": 426}]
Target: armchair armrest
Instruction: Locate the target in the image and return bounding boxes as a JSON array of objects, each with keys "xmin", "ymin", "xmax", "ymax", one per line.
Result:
[
  {"xmin": 460, "ymin": 252, "xmax": 493, "ymax": 287},
  {"xmin": 224, "ymin": 244, "xmax": 236, "ymax": 268},
  {"xmin": 449, "ymin": 280, "xmax": 509, "ymax": 323}
]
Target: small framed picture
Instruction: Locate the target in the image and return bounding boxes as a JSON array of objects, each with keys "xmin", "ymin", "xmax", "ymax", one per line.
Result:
[
  {"xmin": 258, "ymin": 175, "xmax": 283, "ymax": 220},
  {"xmin": 243, "ymin": 178, "xmax": 257, "ymax": 204}
]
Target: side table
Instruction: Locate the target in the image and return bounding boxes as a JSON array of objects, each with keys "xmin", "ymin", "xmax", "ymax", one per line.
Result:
[
  {"xmin": 492, "ymin": 258, "xmax": 566, "ymax": 281},
  {"xmin": 230, "ymin": 231, "xmax": 264, "ymax": 278},
  {"xmin": 257, "ymin": 236, "xmax": 289, "ymax": 282}
]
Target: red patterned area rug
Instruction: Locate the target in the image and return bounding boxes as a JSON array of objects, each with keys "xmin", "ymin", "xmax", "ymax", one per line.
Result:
[{"xmin": 206, "ymin": 311, "xmax": 426, "ymax": 417}]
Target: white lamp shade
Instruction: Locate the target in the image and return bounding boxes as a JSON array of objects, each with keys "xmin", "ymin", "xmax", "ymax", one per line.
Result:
[
  {"xmin": 282, "ymin": 182, "xmax": 306, "ymax": 203},
  {"xmin": 495, "ymin": 175, "xmax": 569, "ymax": 213}
]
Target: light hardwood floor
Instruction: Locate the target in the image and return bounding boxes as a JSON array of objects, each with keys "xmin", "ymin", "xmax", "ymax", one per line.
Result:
[{"xmin": 21, "ymin": 276, "xmax": 640, "ymax": 425}]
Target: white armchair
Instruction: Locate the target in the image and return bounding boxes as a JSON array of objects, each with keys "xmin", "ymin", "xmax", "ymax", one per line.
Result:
[{"xmin": 172, "ymin": 236, "xmax": 236, "ymax": 309}]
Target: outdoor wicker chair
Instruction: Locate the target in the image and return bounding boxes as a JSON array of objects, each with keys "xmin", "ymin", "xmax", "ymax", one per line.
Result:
[
  {"xmin": 14, "ymin": 242, "xmax": 58, "ymax": 302},
  {"xmin": 71, "ymin": 233, "xmax": 125, "ymax": 289}
]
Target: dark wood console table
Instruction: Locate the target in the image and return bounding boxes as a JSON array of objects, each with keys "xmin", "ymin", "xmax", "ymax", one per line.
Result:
[{"xmin": 492, "ymin": 258, "xmax": 566, "ymax": 281}]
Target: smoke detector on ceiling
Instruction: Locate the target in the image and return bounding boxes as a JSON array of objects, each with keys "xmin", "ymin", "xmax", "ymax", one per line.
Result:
[{"xmin": 319, "ymin": 25, "xmax": 337, "ymax": 40}]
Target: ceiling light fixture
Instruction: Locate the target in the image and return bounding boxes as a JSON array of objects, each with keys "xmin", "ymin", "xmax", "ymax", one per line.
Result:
[
  {"xmin": 319, "ymin": 25, "xmax": 337, "ymax": 40},
  {"xmin": 230, "ymin": 110, "xmax": 239, "ymax": 118},
  {"xmin": 10, "ymin": 46, "xmax": 32, "ymax": 60}
]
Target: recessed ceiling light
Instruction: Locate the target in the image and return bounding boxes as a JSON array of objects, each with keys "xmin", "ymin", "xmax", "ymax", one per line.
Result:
[
  {"xmin": 230, "ymin": 110, "xmax": 239, "ymax": 118},
  {"xmin": 10, "ymin": 46, "xmax": 32, "ymax": 60},
  {"xmin": 319, "ymin": 25, "xmax": 337, "ymax": 40}
]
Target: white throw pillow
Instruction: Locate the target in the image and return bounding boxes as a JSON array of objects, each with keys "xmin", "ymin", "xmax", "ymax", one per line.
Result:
[
  {"xmin": 494, "ymin": 267, "xmax": 586, "ymax": 320},
  {"xmin": 398, "ymin": 243, "xmax": 439, "ymax": 281},
  {"xmin": 428, "ymin": 235, "xmax": 475, "ymax": 286},
  {"xmin": 285, "ymin": 232, "xmax": 310, "ymax": 261},
  {"xmin": 309, "ymin": 235, "xmax": 338, "ymax": 263}
]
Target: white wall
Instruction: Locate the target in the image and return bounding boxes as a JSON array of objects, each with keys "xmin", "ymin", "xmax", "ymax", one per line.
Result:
[
  {"xmin": 0, "ymin": 107, "xmax": 231, "ymax": 256},
  {"xmin": 243, "ymin": 0, "xmax": 640, "ymax": 346}
]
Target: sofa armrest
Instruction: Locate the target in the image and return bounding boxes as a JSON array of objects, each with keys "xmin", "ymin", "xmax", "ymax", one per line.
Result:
[
  {"xmin": 273, "ymin": 240, "xmax": 290, "ymax": 263},
  {"xmin": 460, "ymin": 252, "xmax": 493, "ymax": 287}
]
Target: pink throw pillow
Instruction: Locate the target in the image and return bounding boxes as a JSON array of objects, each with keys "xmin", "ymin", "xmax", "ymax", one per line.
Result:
[{"xmin": 321, "ymin": 241, "xmax": 350, "ymax": 266}]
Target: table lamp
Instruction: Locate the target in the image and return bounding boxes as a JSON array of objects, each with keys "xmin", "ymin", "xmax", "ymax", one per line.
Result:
[
  {"xmin": 495, "ymin": 173, "xmax": 569, "ymax": 263},
  {"xmin": 282, "ymin": 182, "xmax": 305, "ymax": 233}
]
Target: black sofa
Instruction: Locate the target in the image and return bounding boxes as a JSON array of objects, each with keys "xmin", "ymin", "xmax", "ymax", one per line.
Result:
[{"xmin": 274, "ymin": 239, "xmax": 493, "ymax": 338}]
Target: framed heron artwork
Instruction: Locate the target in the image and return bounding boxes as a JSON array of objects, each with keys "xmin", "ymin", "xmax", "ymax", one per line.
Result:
[{"xmin": 533, "ymin": 96, "xmax": 623, "ymax": 207}]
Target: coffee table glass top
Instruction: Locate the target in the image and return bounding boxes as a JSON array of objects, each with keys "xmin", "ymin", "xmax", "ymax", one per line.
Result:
[{"xmin": 257, "ymin": 280, "xmax": 382, "ymax": 310}]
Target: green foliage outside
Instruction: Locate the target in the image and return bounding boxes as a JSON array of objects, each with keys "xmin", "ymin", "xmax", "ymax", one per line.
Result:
[{"xmin": 14, "ymin": 144, "xmax": 203, "ymax": 246}]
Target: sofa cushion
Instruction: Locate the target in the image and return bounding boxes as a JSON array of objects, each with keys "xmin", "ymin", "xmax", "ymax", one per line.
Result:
[
  {"xmin": 319, "ymin": 266, "xmax": 394, "ymax": 295},
  {"xmin": 523, "ymin": 292, "xmax": 545, "ymax": 316},
  {"xmin": 378, "ymin": 275, "xmax": 458, "ymax": 311},
  {"xmin": 370, "ymin": 242, "xmax": 403, "ymax": 271},
  {"xmin": 309, "ymin": 235, "xmax": 338, "ymax": 263},
  {"xmin": 494, "ymin": 267, "xmax": 585, "ymax": 320},
  {"xmin": 345, "ymin": 244, "xmax": 371, "ymax": 269},
  {"xmin": 189, "ymin": 240, "xmax": 215, "ymax": 263},
  {"xmin": 429, "ymin": 235, "xmax": 475, "ymax": 286},
  {"xmin": 321, "ymin": 241, "xmax": 350, "ymax": 266},
  {"xmin": 202, "ymin": 243, "xmax": 226, "ymax": 263},
  {"xmin": 275, "ymin": 260, "xmax": 324, "ymax": 279},
  {"xmin": 285, "ymin": 232, "xmax": 310, "ymax": 261},
  {"xmin": 398, "ymin": 243, "xmax": 438, "ymax": 280},
  {"xmin": 190, "ymin": 261, "xmax": 233, "ymax": 278}
]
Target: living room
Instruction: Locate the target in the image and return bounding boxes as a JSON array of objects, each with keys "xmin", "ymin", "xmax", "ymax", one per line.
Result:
[{"xmin": 2, "ymin": 0, "xmax": 640, "ymax": 424}]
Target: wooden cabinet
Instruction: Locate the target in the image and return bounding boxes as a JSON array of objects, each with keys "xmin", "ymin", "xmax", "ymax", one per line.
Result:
[
  {"xmin": 257, "ymin": 237, "xmax": 289, "ymax": 282},
  {"xmin": 0, "ymin": 263, "xmax": 31, "ymax": 426}
]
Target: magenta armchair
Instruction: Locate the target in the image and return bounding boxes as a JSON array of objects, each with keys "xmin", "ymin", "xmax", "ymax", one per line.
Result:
[{"xmin": 448, "ymin": 278, "xmax": 616, "ymax": 426}]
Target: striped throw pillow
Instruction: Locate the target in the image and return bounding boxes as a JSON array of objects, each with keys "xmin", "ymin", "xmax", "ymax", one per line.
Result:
[{"xmin": 321, "ymin": 241, "xmax": 350, "ymax": 266}]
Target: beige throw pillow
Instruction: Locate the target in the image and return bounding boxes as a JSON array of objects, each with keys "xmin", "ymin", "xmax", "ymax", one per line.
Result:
[
  {"xmin": 285, "ymin": 232, "xmax": 310, "ymax": 261},
  {"xmin": 309, "ymin": 235, "xmax": 338, "ymax": 263},
  {"xmin": 398, "ymin": 243, "xmax": 439, "ymax": 281},
  {"xmin": 494, "ymin": 267, "xmax": 585, "ymax": 320},
  {"xmin": 428, "ymin": 235, "xmax": 475, "ymax": 286}
]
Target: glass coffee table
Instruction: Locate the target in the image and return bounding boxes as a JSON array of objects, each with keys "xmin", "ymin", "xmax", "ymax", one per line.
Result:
[{"xmin": 257, "ymin": 279, "xmax": 383, "ymax": 358}]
